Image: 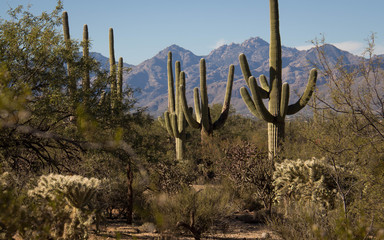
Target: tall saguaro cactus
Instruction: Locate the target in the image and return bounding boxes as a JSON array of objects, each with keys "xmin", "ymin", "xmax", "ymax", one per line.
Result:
[
  {"xmin": 239, "ymin": 0, "xmax": 317, "ymax": 160},
  {"xmin": 162, "ymin": 52, "xmax": 187, "ymax": 160},
  {"xmin": 82, "ymin": 24, "xmax": 90, "ymax": 93},
  {"xmin": 82, "ymin": 24, "xmax": 91, "ymax": 108},
  {"xmin": 62, "ymin": 11, "xmax": 76, "ymax": 97},
  {"xmin": 109, "ymin": 28, "xmax": 117, "ymax": 109},
  {"xmin": 180, "ymin": 59, "xmax": 234, "ymax": 140}
]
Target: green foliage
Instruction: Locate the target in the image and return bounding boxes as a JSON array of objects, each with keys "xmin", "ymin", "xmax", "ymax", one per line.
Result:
[
  {"xmin": 149, "ymin": 185, "xmax": 234, "ymax": 239},
  {"xmin": 0, "ymin": 172, "xmax": 25, "ymax": 239},
  {"xmin": 214, "ymin": 140, "xmax": 274, "ymax": 212}
]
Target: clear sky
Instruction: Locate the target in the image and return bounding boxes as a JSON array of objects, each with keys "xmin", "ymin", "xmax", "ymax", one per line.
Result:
[{"xmin": 1, "ymin": 0, "xmax": 384, "ymax": 65}]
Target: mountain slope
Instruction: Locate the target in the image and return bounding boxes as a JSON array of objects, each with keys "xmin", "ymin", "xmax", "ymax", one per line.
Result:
[{"xmin": 122, "ymin": 37, "xmax": 362, "ymax": 116}]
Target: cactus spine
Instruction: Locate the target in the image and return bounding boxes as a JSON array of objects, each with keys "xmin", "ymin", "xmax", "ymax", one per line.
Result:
[
  {"xmin": 239, "ymin": 0, "xmax": 317, "ymax": 160},
  {"xmin": 180, "ymin": 59, "xmax": 234, "ymax": 139},
  {"xmin": 62, "ymin": 11, "xmax": 76, "ymax": 97},
  {"xmin": 162, "ymin": 52, "xmax": 187, "ymax": 160}
]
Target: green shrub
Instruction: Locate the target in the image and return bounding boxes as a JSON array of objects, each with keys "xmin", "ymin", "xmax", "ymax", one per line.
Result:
[
  {"xmin": 214, "ymin": 140, "xmax": 274, "ymax": 213},
  {"xmin": 149, "ymin": 185, "xmax": 234, "ymax": 240}
]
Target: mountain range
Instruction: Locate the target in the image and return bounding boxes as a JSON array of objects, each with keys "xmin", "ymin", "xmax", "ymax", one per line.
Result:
[{"xmin": 93, "ymin": 37, "xmax": 364, "ymax": 117}]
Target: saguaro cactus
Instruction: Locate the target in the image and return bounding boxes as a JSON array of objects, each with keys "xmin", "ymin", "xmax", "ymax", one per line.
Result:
[
  {"xmin": 109, "ymin": 28, "xmax": 117, "ymax": 109},
  {"xmin": 117, "ymin": 57, "xmax": 123, "ymax": 103},
  {"xmin": 180, "ymin": 59, "xmax": 234, "ymax": 140},
  {"xmin": 82, "ymin": 24, "xmax": 90, "ymax": 93},
  {"xmin": 161, "ymin": 52, "xmax": 188, "ymax": 160},
  {"xmin": 82, "ymin": 24, "xmax": 91, "ymax": 108},
  {"xmin": 62, "ymin": 11, "xmax": 76, "ymax": 97},
  {"xmin": 239, "ymin": 0, "xmax": 317, "ymax": 160}
]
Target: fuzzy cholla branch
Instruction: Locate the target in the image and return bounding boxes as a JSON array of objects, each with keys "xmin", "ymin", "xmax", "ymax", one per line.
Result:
[
  {"xmin": 29, "ymin": 174, "xmax": 101, "ymax": 208},
  {"xmin": 28, "ymin": 174, "xmax": 101, "ymax": 239}
]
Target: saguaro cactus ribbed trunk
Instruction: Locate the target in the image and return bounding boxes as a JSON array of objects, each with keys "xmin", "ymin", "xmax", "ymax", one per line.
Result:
[
  {"xmin": 180, "ymin": 59, "xmax": 234, "ymax": 140},
  {"xmin": 62, "ymin": 12, "xmax": 76, "ymax": 98},
  {"xmin": 239, "ymin": 0, "xmax": 317, "ymax": 160},
  {"xmin": 82, "ymin": 24, "xmax": 90, "ymax": 108},
  {"xmin": 82, "ymin": 24, "xmax": 90, "ymax": 92},
  {"xmin": 161, "ymin": 52, "xmax": 188, "ymax": 160},
  {"xmin": 109, "ymin": 28, "xmax": 117, "ymax": 110}
]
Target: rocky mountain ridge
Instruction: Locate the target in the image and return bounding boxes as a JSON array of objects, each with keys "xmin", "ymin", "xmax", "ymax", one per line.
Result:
[{"xmin": 94, "ymin": 37, "xmax": 363, "ymax": 116}]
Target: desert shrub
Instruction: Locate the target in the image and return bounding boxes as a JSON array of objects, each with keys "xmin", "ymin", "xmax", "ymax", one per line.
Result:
[
  {"xmin": 148, "ymin": 158, "xmax": 198, "ymax": 193},
  {"xmin": 215, "ymin": 141, "xmax": 274, "ymax": 213},
  {"xmin": 149, "ymin": 185, "xmax": 234, "ymax": 240},
  {"xmin": 0, "ymin": 172, "xmax": 26, "ymax": 239},
  {"xmin": 268, "ymin": 201, "xmax": 384, "ymax": 240}
]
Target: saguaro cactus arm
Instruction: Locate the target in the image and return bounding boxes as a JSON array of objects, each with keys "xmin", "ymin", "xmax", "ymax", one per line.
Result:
[
  {"xmin": 62, "ymin": 12, "xmax": 70, "ymax": 41},
  {"xmin": 213, "ymin": 64, "xmax": 235, "ymax": 130},
  {"xmin": 240, "ymin": 77, "xmax": 275, "ymax": 123},
  {"xmin": 117, "ymin": 57, "xmax": 123, "ymax": 102},
  {"xmin": 239, "ymin": 53, "xmax": 269, "ymax": 98},
  {"xmin": 180, "ymin": 72, "xmax": 201, "ymax": 129},
  {"xmin": 193, "ymin": 88, "xmax": 202, "ymax": 123},
  {"xmin": 199, "ymin": 59, "xmax": 210, "ymax": 131},
  {"xmin": 180, "ymin": 61, "xmax": 235, "ymax": 133},
  {"xmin": 287, "ymin": 69, "xmax": 317, "ymax": 115},
  {"xmin": 163, "ymin": 111, "xmax": 174, "ymax": 136},
  {"xmin": 167, "ymin": 52, "xmax": 176, "ymax": 113}
]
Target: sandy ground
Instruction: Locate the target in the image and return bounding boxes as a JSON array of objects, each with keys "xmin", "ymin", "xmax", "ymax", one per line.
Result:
[{"xmin": 89, "ymin": 211, "xmax": 283, "ymax": 240}]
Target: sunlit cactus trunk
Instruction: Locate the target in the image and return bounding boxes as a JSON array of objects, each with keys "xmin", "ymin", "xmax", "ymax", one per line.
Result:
[{"xmin": 268, "ymin": 0, "xmax": 283, "ymax": 159}]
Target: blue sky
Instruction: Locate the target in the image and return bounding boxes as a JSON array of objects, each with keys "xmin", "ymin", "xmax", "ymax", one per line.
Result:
[{"xmin": 1, "ymin": 0, "xmax": 384, "ymax": 65}]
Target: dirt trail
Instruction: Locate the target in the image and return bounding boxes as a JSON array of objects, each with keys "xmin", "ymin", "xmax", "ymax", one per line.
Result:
[{"xmin": 89, "ymin": 212, "xmax": 282, "ymax": 240}]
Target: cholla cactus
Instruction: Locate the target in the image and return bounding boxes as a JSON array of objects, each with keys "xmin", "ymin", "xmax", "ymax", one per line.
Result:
[
  {"xmin": 273, "ymin": 158, "xmax": 336, "ymax": 210},
  {"xmin": 29, "ymin": 174, "xmax": 101, "ymax": 239},
  {"xmin": 29, "ymin": 174, "xmax": 100, "ymax": 204}
]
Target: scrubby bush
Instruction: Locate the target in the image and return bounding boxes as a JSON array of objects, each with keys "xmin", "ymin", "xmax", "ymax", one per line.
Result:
[
  {"xmin": 149, "ymin": 185, "xmax": 234, "ymax": 240},
  {"xmin": 215, "ymin": 141, "xmax": 274, "ymax": 213},
  {"xmin": 0, "ymin": 172, "xmax": 25, "ymax": 239}
]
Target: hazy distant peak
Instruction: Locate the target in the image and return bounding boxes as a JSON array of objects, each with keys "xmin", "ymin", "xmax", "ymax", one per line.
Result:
[{"xmin": 241, "ymin": 37, "xmax": 269, "ymax": 47}]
